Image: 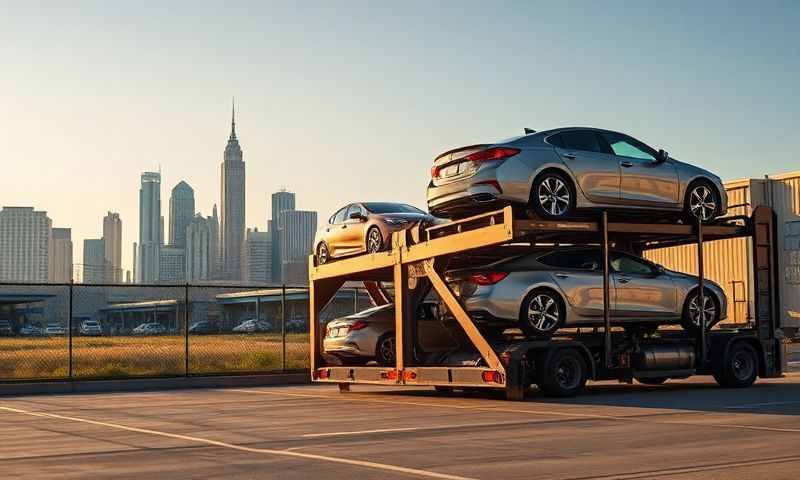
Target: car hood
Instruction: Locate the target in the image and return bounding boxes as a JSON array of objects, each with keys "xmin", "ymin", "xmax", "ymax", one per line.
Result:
[
  {"xmin": 380, "ymin": 212, "xmax": 435, "ymax": 223},
  {"xmin": 670, "ymin": 157, "xmax": 721, "ymax": 182},
  {"xmin": 665, "ymin": 269, "xmax": 723, "ymax": 290}
]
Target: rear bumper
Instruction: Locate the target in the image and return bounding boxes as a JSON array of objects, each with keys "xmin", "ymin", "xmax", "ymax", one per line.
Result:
[{"xmin": 323, "ymin": 331, "xmax": 376, "ymax": 358}]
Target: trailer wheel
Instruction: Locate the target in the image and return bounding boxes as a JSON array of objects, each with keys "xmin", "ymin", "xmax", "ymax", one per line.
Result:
[
  {"xmin": 536, "ymin": 348, "xmax": 587, "ymax": 397},
  {"xmin": 714, "ymin": 341, "xmax": 758, "ymax": 388}
]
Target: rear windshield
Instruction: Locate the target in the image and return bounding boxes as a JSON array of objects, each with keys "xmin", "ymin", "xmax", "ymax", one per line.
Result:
[{"xmin": 363, "ymin": 203, "xmax": 424, "ymax": 214}]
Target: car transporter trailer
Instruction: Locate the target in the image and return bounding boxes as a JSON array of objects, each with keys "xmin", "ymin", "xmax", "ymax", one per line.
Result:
[{"xmin": 308, "ymin": 205, "xmax": 785, "ymax": 400}]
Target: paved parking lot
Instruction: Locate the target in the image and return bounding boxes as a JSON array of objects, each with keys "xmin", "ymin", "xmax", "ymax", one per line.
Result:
[{"xmin": 4, "ymin": 375, "xmax": 800, "ymax": 479}]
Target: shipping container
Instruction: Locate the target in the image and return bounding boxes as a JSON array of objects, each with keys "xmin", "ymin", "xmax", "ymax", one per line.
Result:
[{"xmin": 645, "ymin": 171, "xmax": 800, "ymax": 335}]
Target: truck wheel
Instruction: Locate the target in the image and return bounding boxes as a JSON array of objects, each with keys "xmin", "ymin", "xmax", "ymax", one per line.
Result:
[
  {"xmin": 714, "ymin": 342, "xmax": 758, "ymax": 388},
  {"xmin": 536, "ymin": 348, "xmax": 587, "ymax": 397}
]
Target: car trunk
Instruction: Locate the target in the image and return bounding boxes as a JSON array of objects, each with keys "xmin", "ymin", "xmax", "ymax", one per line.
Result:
[{"xmin": 430, "ymin": 144, "xmax": 490, "ymax": 186}]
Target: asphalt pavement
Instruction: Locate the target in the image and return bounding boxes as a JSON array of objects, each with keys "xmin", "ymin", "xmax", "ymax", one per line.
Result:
[{"xmin": 4, "ymin": 375, "xmax": 800, "ymax": 479}]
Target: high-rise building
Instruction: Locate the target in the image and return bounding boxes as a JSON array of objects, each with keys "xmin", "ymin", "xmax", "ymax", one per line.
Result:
[
  {"xmin": 0, "ymin": 207, "xmax": 52, "ymax": 282},
  {"xmin": 210, "ymin": 204, "xmax": 220, "ymax": 279},
  {"xmin": 137, "ymin": 171, "xmax": 161, "ymax": 283},
  {"xmin": 48, "ymin": 227, "xmax": 73, "ymax": 283},
  {"xmin": 220, "ymin": 101, "xmax": 246, "ymax": 281},
  {"xmin": 103, "ymin": 212, "xmax": 122, "ymax": 282},
  {"xmin": 185, "ymin": 213, "xmax": 218, "ymax": 282},
  {"xmin": 169, "ymin": 181, "xmax": 195, "ymax": 249},
  {"xmin": 82, "ymin": 238, "xmax": 106, "ymax": 283},
  {"xmin": 270, "ymin": 190, "xmax": 296, "ymax": 283},
  {"xmin": 278, "ymin": 210, "xmax": 317, "ymax": 285},
  {"xmin": 244, "ymin": 228, "xmax": 271, "ymax": 284},
  {"xmin": 159, "ymin": 245, "xmax": 185, "ymax": 283}
]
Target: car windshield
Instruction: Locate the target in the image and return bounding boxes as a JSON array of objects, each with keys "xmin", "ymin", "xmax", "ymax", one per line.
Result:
[{"xmin": 363, "ymin": 203, "xmax": 425, "ymax": 214}]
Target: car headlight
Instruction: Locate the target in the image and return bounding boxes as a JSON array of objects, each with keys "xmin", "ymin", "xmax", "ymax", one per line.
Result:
[{"xmin": 384, "ymin": 218, "xmax": 409, "ymax": 225}]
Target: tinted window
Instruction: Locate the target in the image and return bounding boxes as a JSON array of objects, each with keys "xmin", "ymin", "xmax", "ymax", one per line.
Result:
[
  {"xmin": 559, "ymin": 131, "xmax": 604, "ymax": 153},
  {"xmin": 363, "ymin": 203, "xmax": 425, "ymax": 214},
  {"xmin": 546, "ymin": 134, "xmax": 564, "ymax": 148},
  {"xmin": 602, "ymin": 133, "xmax": 656, "ymax": 161},
  {"xmin": 331, "ymin": 206, "xmax": 349, "ymax": 224},
  {"xmin": 611, "ymin": 253, "xmax": 655, "ymax": 275},
  {"xmin": 538, "ymin": 250, "xmax": 601, "ymax": 271}
]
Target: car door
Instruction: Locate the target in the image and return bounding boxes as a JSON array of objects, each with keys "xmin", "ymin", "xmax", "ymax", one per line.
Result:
[
  {"xmin": 324, "ymin": 206, "xmax": 350, "ymax": 256},
  {"xmin": 601, "ymin": 132, "xmax": 680, "ymax": 207},
  {"xmin": 611, "ymin": 252, "xmax": 678, "ymax": 320},
  {"xmin": 549, "ymin": 130, "xmax": 620, "ymax": 203},
  {"xmin": 539, "ymin": 249, "xmax": 610, "ymax": 321},
  {"xmin": 341, "ymin": 204, "xmax": 368, "ymax": 252}
]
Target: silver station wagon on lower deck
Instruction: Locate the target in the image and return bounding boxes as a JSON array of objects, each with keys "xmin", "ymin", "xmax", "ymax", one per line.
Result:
[{"xmin": 427, "ymin": 127, "xmax": 727, "ymax": 222}]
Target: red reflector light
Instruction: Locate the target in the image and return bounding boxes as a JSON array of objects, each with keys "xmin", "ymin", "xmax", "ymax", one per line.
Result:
[
  {"xmin": 403, "ymin": 370, "xmax": 417, "ymax": 381},
  {"xmin": 385, "ymin": 369, "xmax": 398, "ymax": 380},
  {"xmin": 481, "ymin": 370, "xmax": 504, "ymax": 384},
  {"xmin": 431, "ymin": 165, "xmax": 441, "ymax": 178},
  {"xmin": 468, "ymin": 272, "xmax": 508, "ymax": 285},
  {"xmin": 464, "ymin": 147, "xmax": 520, "ymax": 164},
  {"xmin": 348, "ymin": 320, "xmax": 368, "ymax": 331},
  {"xmin": 318, "ymin": 368, "xmax": 330, "ymax": 380}
]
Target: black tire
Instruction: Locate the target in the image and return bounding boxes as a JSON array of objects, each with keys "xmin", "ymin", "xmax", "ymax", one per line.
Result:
[
  {"xmin": 374, "ymin": 333, "xmax": 395, "ymax": 366},
  {"xmin": 536, "ymin": 348, "xmax": 588, "ymax": 397},
  {"xmin": 316, "ymin": 242, "xmax": 329, "ymax": 265},
  {"xmin": 713, "ymin": 341, "xmax": 758, "ymax": 388},
  {"xmin": 681, "ymin": 288, "xmax": 719, "ymax": 334},
  {"xmin": 519, "ymin": 289, "xmax": 565, "ymax": 337},
  {"xmin": 366, "ymin": 227, "xmax": 383, "ymax": 253},
  {"xmin": 684, "ymin": 181, "xmax": 720, "ymax": 224},
  {"xmin": 531, "ymin": 171, "xmax": 576, "ymax": 219},
  {"xmin": 637, "ymin": 377, "xmax": 668, "ymax": 385}
]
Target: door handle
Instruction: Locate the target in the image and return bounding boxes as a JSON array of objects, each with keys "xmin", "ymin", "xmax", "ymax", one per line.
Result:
[
  {"xmin": 341, "ymin": 225, "xmax": 348, "ymax": 229},
  {"xmin": 620, "ymin": 161, "xmax": 634, "ymax": 168},
  {"xmin": 555, "ymin": 273, "xmax": 569, "ymax": 279},
  {"xmin": 563, "ymin": 153, "xmax": 576, "ymax": 160},
  {"xmin": 618, "ymin": 277, "xmax": 631, "ymax": 284}
]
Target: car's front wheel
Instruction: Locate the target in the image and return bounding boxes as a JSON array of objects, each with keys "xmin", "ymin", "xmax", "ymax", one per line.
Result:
[
  {"xmin": 681, "ymin": 289, "xmax": 719, "ymax": 334},
  {"xmin": 366, "ymin": 227, "xmax": 383, "ymax": 253},
  {"xmin": 531, "ymin": 171, "xmax": 575, "ymax": 219},
  {"xmin": 316, "ymin": 242, "xmax": 329, "ymax": 265},
  {"xmin": 685, "ymin": 182, "xmax": 719, "ymax": 223}
]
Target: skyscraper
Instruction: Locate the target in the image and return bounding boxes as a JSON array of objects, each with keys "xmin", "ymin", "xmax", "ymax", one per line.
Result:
[
  {"xmin": 169, "ymin": 181, "xmax": 195, "ymax": 249},
  {"xmin": 220, "ymin": 101, "xmax": 246, "ymax": 281},
  {"xmin": 244, "ymin": 228, "xmax": 271, "ymax": 284},
  {"xmin": 103, "ymin": 212, "xmax": 122, "ymax": 282},
  {"xmin": 270, "ymin": 190, "xmax": 296, "ymax": 283},
  {"xmin": 159, "ymin": 246, "xmax": 185, "ymax": 283},
  {"xmin": 278, "ymin": 210, "xmax": 317, "ymax": 285},
  {"xmin": 185, "ymin": 211, "xmax": 219, "ymax": 282},
  {"xmin": 82, "ymin": 238, "xmax": 105, "ymax": 283},
  {"xmin": 137, "ymin": 171, "xmax": 161, "ymax": 283},
  {"xmin": 48, "ymin": 227, "xmax": 73, "ymax": 283},
  {"xmin": 0, "ymin": 207, "xmax": 51, "ymax": 282}
]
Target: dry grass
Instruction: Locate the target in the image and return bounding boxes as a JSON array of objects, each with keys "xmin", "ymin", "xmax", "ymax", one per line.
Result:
[{"xmin": 0, "ymin": 334, "xmax": 309, "ymax": 380}]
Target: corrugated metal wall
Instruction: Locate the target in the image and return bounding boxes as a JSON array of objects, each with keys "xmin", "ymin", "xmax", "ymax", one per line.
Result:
[{"xmin": 645, "ymin": 172, "xmax": 800, "ymax": 329}]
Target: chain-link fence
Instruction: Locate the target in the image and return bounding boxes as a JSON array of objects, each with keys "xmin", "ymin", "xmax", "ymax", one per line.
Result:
[{"xmin": 0, "ymin": 282, "xmax": 372, "ymax": 381}]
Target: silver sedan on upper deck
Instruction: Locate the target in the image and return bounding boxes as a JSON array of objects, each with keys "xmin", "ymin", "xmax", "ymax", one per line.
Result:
[{"xmin": 427, "ymin": 127, "xmax": 727, "ymax": 222}]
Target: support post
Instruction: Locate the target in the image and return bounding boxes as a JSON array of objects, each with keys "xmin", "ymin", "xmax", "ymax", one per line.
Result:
[
  {"xmin": 602, "ymin": 211, "xmax": 612, "ymax": 369},
  {"xmin": 68, "ymin": 281, "xmax": 73, "ymax": 379},
  {"xmin": 393, "ymin": 259, "xmax": 408, "ymax": 378},
  {"xmin": 308, "ymin": 255, "xmax": 345, "ymax": 376},
  {"xmin": 184, "ymin": 283, "xmax": 190, "ymax": 376},
  {"xmin": 697, "ymin": 218, "xmax": 706, "ymax": 364},
  {"xmin": 281, "ymin": 284, "xmax": 286, "ymax": 372}
]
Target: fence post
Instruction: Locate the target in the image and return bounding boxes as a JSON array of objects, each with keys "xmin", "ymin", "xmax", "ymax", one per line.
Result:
[
  {"xmin": 282, "ymin": 284, "xmax": 287, "ymax": 372},
  {"xmin": 184, "ymin": 283, "xmax": 190, "ymax": 377},
  {"xmin": 68, "ymin": 281, "xmax": 74, "ymax": 379}
]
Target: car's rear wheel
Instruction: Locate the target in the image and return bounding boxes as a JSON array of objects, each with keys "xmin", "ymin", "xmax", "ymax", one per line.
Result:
[
  {"xmin": 316, "ymin": 242, "xmax": 329, "ymax": 264},
  {"xmin": 684, "ymin": 181, "xmax": 719, "ymax": 223},
  {"xmin": 375, "ymin": 333, "xmax": 395, "ymax": 366},
  {"xmin": 366, "ymin": 227, "xmax": 383, "ymax": 253},
  {"xmin": 681, "ymin": 288, "xmax": 719, "ymax": 334},
  {"xmin": 531, "ymin": 171, "xmax": 575, "ymax": 219},
  {"xmin": 519, "ymin": 289, "xmax": 564, "ymax": 337}
]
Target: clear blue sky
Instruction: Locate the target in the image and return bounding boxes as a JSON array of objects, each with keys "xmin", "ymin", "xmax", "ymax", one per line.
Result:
[{"xmin": 1, "ymin": 1, "xmax": 798, "ymax": 274}]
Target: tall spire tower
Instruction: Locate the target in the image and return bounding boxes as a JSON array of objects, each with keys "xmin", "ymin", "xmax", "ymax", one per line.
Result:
[{"xmin": 220, "ymin": 98, "xmax": 246, "ymax": 281}]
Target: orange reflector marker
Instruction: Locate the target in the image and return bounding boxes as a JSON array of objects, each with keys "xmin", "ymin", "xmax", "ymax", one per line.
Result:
[
  {"xmin": 383, "ymin": 369, "xmax": 398, "ymax": 380},
  {"xmin": 403, "ymin": 370, "xmax": 417, "ymax": 381},
  {"xmin": 318, "ymin": 368, "xmax": 330, "ymax": 380},
  {"xmin": 481, "ymin": 370, "xmax": 504, "ymax": 384}
]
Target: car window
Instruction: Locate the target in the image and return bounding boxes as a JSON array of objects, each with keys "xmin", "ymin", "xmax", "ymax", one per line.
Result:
[
  {"xmin": 331, "ymin": 206, "xmax": 349, "ymax": 224},
  {"xmin": 546, "ymin": 134, "xmax": 564, "ymax": 148},
  {"xmin": 537, "ymin": 250, "xmax": 601, "ymax": 271},
  {"xmin": 558, "ymin": 130, "xmax": 605, "ymax": 153},
  {"xmin": 611, "ymin": 253, "xmax": 656, "ymax": 275},
  {"xmin": 602, "ymin": 133, "xmax": 656, "ymax": 161},
  {"xmin": 363, "ymin": 203, "xmax": 425, "ymax": 214},
  {"xmin": 344, "ymin": 204, "xmax": 364, "ymax": 223}
]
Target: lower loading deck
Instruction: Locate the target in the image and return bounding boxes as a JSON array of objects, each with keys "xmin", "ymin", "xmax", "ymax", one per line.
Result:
[{"xmin": 308, "ymin": 206, "xmax": 784, "ymax": 399}]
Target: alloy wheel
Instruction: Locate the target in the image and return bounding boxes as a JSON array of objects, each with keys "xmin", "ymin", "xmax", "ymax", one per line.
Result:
[
  {"xmin": 538, "ymin": 177, "xmax": 571, "ymax": 217},
  {"xmin": 367, "ymin": 228, "xmax": 383, "ymax": 253},
  {"xmin": 527, "ymin": 294, "xmax": 560, "ymax": 333},
  {"xmin": 379, "ymin": 335, "xmax": 395, "ymax": 365},
  {"xmin": 689, "ymin": 185, "xmax": 717, "ymax": 221},
  {"xmin": 317, "ymin": 243, "xmax": 329, "ymax": 264},
  {"xmin": 689, "ymin": 293, "xmax": 716, "ymax": 327}
]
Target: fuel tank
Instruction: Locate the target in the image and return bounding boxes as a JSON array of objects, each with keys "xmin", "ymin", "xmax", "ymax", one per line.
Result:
[{"xmin": 633, "ymin": 344, "xmax": 695, "ymax": 371}]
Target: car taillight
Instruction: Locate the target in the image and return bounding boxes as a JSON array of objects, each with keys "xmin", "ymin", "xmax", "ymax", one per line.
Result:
[
  {"xmin": 431, "ymin": 165, "xmax": 441, "ymax": 178},
  {"xmin": 463, "ymin": 147, "xmax": 520, "ymax": 164},
  {"xmin": 468, "ymin": 272, "xmax": 508, "ymax": 285},
  {"xmin": 348, "ymin": 320, "xmax": 368, "ymax": 331}
]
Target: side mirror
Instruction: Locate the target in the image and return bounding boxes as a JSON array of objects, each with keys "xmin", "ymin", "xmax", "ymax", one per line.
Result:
[
  {"xmin": 349, "ymin": 212, "xmax": 365, "ymax": 221},
  {"xmin": 656, "ymin": 265, "xmax": 666, "ymax": 275},
  {"xmin": 656, "ymin": 149, "xmax": 669, "ymax": 163}
]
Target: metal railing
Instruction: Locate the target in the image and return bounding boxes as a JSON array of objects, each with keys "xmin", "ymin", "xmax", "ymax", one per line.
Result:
[{"xmin": 0, "ymin": 282, "xmax": 372, "ymax": 382}]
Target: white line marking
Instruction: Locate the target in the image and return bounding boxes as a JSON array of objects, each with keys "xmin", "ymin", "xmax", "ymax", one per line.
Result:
[
  {"xmin": 224, "ymin": 388, "xmax": 800, "ymax": 435},
  {"xmin": 725, "ymin": 400, "xmax": 800, "ymax": 409},
  {"xmin": 302, "ymin": 420, "xmax": 523, "ymax": 438},
  {"xmin": 0, "ymin": 405, "xmax": 474, "ymax": 480}
]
